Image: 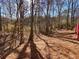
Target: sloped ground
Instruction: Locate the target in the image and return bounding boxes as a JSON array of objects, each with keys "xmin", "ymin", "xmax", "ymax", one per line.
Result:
[{"xmin": 6, "ymin": 30, "xmax": 79, "ymax": 59}]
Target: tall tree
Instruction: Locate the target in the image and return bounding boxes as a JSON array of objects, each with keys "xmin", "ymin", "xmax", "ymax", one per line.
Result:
[
  {"xmin": 71, "ymin": 0, "xmax": 78, "ymax": 29},
  {"xmin": 28, "ymin": 0, "xmax": 34, "ymax": 42},
  {"xmin": 19, "ymin": 0, "xmax": 24, "ymax": 44},
  {"xmin": 55, "ymin": 0, "xmax": 64, "ymax": 29},
  {"xmin": 0, "ymin": 7, "xmax": 2, "ymax": 31},
  {"xmin": 45, "ymin": 0, "xmax": 51, "ymax": 34},
  {"xmin": 66, "ymin": 0, "xmax": 71, "ymax": 29}
]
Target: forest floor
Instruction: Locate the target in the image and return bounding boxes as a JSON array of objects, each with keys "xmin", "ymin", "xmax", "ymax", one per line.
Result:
[{"xmin": 6, "ymin": 30, "xmax": 79, "ymax": 59}]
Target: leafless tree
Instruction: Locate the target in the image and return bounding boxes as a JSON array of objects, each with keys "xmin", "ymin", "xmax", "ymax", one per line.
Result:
[
  {"xmin": 55, "ymin": 0, "xmax": 64, "ymax": 29},
  {"xmin": 71, "ymin": 0, "xmax": 78, "ymax": 29},
  {"xmin": 28, "ymin": 0, "xmax": 34, "ymax": 42},
  {"xmin": 0, "ymin": 7, "xmax": 2, "ymax": 31},
  {"xmin": 66, "ymin": 0, "xmax": 71, "ymax": 29}
]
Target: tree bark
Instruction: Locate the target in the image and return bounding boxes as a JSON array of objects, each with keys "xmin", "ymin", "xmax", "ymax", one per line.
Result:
[
  {"xmin": 0, "ymin": 7, "xmax": 2, "ymax": 31},
  {"xmin": 28, "ymin": 0, "xmax": 34, "ymax": 42},
  {"xmin": 19, "ymin": 0, "xmax": 24, "ymax": 44}
]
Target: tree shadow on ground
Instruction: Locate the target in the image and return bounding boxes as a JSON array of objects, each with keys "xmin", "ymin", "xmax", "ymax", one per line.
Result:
[
  {"xmin": 40, "ymin": 31, "xmax": 79, "ymax": 44},
  {"xmin": 17, "ymin": 39, "xmax": 44, "ymax": 59},
  {"xmin": 30, "ymin": 41, "xmax": 44, "ymax": 59},
  {"xmin": 16, "ymin": 41, "xmax": 29, "ymax": 59},
  {"xmin": 1, "ymin": 44, "xmax": 22, "ymax": 59},
  {"xmin": 35, "ymin": 34, "xmax": 77, "ymax": 59}
]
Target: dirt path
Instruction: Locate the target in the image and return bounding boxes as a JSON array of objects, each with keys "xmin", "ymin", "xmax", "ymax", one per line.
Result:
[{"xmin": 6, "ymin": 33, "xmax": 79, "ymax": 59}]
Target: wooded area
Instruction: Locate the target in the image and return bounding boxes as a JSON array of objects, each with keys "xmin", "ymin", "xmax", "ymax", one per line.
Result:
[{"xmin": 0, "ymin": 0, "xmax": 79, "ymax": 59}]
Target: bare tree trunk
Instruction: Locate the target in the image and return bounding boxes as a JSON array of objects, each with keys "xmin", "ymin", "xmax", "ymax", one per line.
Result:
[
  {"xmin": 71, "ymin": 0, "xmax": 74, "ymax": 29},
  {"xmin": 8, "ymin": 0, "xmax": 12, "ymax": 22},
  {"xmin": 0, "ymin": 7, "xmax": 2, "ymax": 31},
  {"xmin": 46, "ymin": 0, "xmax": 51, "ymax": 34},
  {"xmin": 71, "ymin": 0, "xmax": 78, "ymax": 29},
  {"xmin": 56, "ymin": 0, "xmax": 64, "ymax": 29},
  {"xmin": 58, "ymin": 11, "xmax": 61, "ymax": 29},
  {"xmin": 19, "ymin": 0, "xmax": 24, "ymax": 44},
  {"xmin": 66, "ymin": 0, "xmax": 70, "ymax": 29},
  {"xmin": 28, "ymin": 0, "xmax": 34, "ymax": 42},
  {"xmin": 66, "ymin": 8, "xmax": 69, "ymax": 29}
]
